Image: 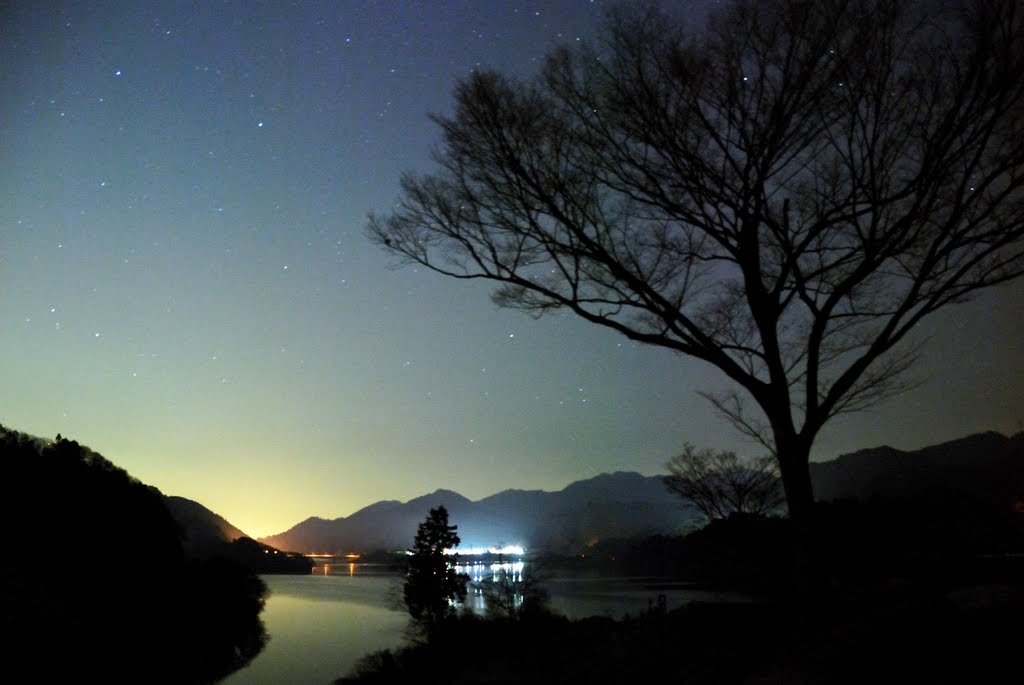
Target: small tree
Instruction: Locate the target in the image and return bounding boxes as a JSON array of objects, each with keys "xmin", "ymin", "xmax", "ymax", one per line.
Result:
[
  {"xmin": 403, "ymin": 506, "xmax": 468, "ymax": 639},
  {"xmin": 665, "ymin": 445, "xmax": 785, "ymax": 521}
]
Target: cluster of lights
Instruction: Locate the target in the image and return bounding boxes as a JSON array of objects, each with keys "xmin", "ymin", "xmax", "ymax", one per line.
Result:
[{"xmin": 445, "ymin": 544, "xmax": 525, "ymax": 556}]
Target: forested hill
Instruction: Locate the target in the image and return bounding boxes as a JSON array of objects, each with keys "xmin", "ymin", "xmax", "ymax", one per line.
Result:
[{"xmin": 0, "ymin": 423, "xmax": 269, "ymax": 682}]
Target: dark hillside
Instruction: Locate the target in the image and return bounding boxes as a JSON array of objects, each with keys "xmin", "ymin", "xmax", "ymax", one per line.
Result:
[
  {"xmin": 811, "ymin": 431, "xmax": 1024, "ymax": 507},
  {"xmin": 164, "ymin": 494, "xmax": 249, "ymax": 558},
  {"xmin": 0, "ymin": 424, "xmax": 268, "ymax": 683}
]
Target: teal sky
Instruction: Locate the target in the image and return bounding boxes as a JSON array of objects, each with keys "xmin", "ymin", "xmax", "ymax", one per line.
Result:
[{"xmin": 3, "ymin": 1, "xmax": 1022, "ymax": 538}]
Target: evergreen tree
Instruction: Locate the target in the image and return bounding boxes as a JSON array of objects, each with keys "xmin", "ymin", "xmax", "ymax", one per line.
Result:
[{"xmin": 403, "ymin": 506, "xmax": 468, "ymax": 639}]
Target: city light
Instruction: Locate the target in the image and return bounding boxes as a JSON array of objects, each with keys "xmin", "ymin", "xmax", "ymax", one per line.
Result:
[{"xmin": 444, "ymin": 545, "xmax": 525, "ymax": 556}]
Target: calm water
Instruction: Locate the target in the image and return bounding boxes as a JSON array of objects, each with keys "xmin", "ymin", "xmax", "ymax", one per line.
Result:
[
  {"xmin": 222, "ymin": 562, "xmax": 743, "ymax": 685},
  {"xmin": 221, "ymin": 568, "xmax": 406, "ymax": 685}
]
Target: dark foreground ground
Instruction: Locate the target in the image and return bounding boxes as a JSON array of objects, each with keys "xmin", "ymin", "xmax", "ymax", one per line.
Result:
[{"xmin": 335, "ymin": 578, "xmax": 1022, "ymax": 684}]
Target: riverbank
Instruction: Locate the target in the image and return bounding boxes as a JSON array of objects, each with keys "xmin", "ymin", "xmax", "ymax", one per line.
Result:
[{"xmin": 335, "ymin": 578, "xmax": 1023, "ymax": 684}]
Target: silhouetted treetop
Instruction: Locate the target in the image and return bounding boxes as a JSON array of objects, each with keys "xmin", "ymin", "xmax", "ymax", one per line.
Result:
[
  {"xmin": 665, "ymin": 445, "xmax": 785, "ymax": 520},
  {"xmin": 369, "ymin": 0, "xmax": 1024, "ymax": 522},
  {"xmin": 403, "ymin": 506, "xmax": 469, "ymax": 640}
]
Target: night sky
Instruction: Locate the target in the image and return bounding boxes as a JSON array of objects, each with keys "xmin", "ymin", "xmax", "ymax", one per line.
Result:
[{"xmin": 3, "ymin": 1, "xmax": 1022, "ymax": 539}]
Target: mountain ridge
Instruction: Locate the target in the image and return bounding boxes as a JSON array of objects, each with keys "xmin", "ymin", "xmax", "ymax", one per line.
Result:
[
  {"xmin": 809, "ymin": 429, "xmax": 1024, "ymax": 503},
  {"xmin": 5, "ymin": 422, "xmax": 1018, "ymax": 558},
  {"xmin": 259, "ymin": 470, "xmax": 691, "ymax": 555},
  {"xmin": 258, "ymin": 430, "xmax": 1024, "ymax": 555}
]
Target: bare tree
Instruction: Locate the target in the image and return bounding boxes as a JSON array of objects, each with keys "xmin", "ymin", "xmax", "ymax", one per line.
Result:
[
  {"xmin": 665, "ymin": 445, "xmax": 785, "ymax": 520},
  {"xmin": 368, "ymin": 0, "xmax": 1024, "ymax": 523}
]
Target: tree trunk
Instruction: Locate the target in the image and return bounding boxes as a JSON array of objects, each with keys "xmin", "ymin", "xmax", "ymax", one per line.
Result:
[
  {"xmin": 776, "ymin": 437, "xmax": 815, "ymax": 524},
  {"xmin": 776, "ymin": 435, "xmax": 829, "ymax": 593}
]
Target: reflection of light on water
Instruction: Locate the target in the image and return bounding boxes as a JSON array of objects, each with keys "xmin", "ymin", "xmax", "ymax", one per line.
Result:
[
  {"xmin": 454, "ymin": 560, "xmax": 529, "ymax": 616},
  {"xmin": 454, "ymin": 560, "xmax": 525, "ymax": 583},
  {"xmin": 312, "ymin": 559, "xmax": 405, "ymax": 578}
]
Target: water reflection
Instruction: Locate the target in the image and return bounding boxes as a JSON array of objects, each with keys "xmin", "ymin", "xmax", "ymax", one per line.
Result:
[
  {"xmin": 224, "ymin": 564, "xmax": 750, "ymax": 685},
  {"xmin": 454, "ymin": 559, "xmax": 529, "ymax": 616},
  {"xmin": 221, "ymin": 574, "xmax": 406, "ymax": 685},
  {"xmin": 312, "ymin": 558, "xmax": 400, "ymax": 577},
  {"xmin": 308, "ymin": 557, "xmax": 535, "ymax": 616},
  {"xmin": 455, "ymin": 559, "xmax": 525, "ymax": 583},
  {"xmin": 306, "ymin": 557, "xmax": 746, "ymax": 619}
]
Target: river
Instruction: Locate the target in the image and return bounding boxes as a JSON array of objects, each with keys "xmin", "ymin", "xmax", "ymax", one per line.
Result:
[{"xmin": 221, "ymin": 561, "xmax": 742, "ymax": 685}]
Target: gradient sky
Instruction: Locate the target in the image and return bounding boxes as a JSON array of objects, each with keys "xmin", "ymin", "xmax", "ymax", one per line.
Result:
[{"xmin": 3, "ymin": 1, "xmax": 1022, "ymax": 539}]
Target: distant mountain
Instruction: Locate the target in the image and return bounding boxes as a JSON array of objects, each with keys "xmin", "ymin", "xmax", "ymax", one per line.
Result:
[
  {"xmin": 262, "ymin": 431, "xmax": 1024, "ymax": 556},
  {"xmin": 809, "ymin": 430, "xmax": 1024, "ymax": 506},
  {"xmin": 163, "ymin": 495, "xmax": 250, "ymax": 558},
  {"xmin": 260, "ymin": 472, "xmax": 695, "ymax": 555}
]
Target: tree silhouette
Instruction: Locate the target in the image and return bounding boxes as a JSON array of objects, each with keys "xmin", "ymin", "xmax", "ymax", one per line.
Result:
[
  {"xmin": 665, "ymin": 445, "xmax": 785, "ymax": 520},
  {"xmin": 369, "ymin": 0, "xmax": 1024, "ymax": 523},
  {"xmin": 403, "ymin": 506, "xmax": 468, "ymax": 640}
]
